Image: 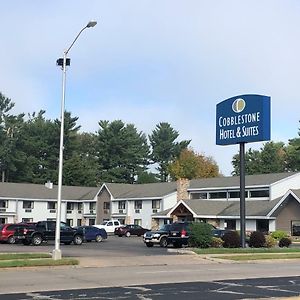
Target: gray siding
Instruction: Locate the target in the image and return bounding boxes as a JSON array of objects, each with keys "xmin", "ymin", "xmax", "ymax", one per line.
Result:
[
  {"xmin": 96, "ymin": 188, "xmax": 111, "ymax": 223},
  {"xmin": 276, "ymin": 196, "xmax": 300, "ymax": 233}
]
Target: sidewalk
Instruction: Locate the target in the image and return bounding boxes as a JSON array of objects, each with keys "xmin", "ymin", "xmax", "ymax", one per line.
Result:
[{"xmin": 77, "ymin": 253, "xmax": 218, "ymax": 268}]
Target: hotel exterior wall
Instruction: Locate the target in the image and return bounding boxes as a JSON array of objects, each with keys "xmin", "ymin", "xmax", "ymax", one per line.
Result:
[
  {"xmin": 96, "ymin": 188, "xmax": 111, "ymax": 224},
  {"xmin": 270, "ymin": 173, "xmax": 300, "ymax": 200},
  {"xmin": 275, "ymin": 197, "xmax": 300, "ymax": 233},
  {"xmin": 162, "ymin": 193, "xmax": 177, "ymax": 210}
]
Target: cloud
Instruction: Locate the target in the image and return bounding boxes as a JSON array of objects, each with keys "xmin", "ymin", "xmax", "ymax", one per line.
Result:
[{"xmin": 1, "ymin": 1, "xmax": 300, "ymax": 176}]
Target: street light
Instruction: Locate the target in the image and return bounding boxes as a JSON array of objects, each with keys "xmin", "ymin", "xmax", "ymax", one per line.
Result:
[{"xmin": 53, "ymin": 20, "xmax": 97, "ymax": 260}]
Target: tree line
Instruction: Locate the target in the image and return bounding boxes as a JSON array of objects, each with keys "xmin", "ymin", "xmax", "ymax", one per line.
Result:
[
  {"xmin": 0, "ymin": 92, "xmax": 220, "ymax": 186},
  {"xmin": 231, "ymin": 128, "xmax": 300, "ymax": 175},
  {"xmin": 1, "ymin": 91, "xmax": 299, "ymax": 186}
]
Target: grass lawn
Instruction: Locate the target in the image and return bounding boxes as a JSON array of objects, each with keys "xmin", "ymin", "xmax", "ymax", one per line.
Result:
[
  {"xmin": 217, "ymin": 253, "xmax": 300, "ymax": 261},
  {"xmin": 0, "ymin": 253, "xmax": 78, "ymax": 268},
  {"xmin": 193, "ymin": 247, "xmax": 300, "ymax": 255}
]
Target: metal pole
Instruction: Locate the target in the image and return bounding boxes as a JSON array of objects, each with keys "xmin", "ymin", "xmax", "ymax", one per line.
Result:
[
  {"xmin": 240, "ymin": 142, "xmax": 246, "ymax": 248},
  {"xmin": 52, "ymin": 21, "xmax": 97, "ymax": 260},
  {"xmin": 52, "ymin": 51, "xmax": 67, "ymax": 260}
]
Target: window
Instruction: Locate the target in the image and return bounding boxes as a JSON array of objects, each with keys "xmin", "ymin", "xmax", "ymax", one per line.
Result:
[
  {"xmin": 23, "ymin": 201, "xmax": 33, "ymax": 209},
  {"xmin": 89, "ymin": 202, "xmax": 96, "ymax": 210},
  {"xmin": 134, "ymin": 200, "xmax": 142, "ymax": 210},
  {"xmin": 47, "ymin": 202, "xmax": 56, "ymax": 209},
  {"xmin": 256, "ymin": 220, "xmax": 269, "ymax": 233},
  {"xmin": 22, "ymin": 218, "xmax": 33, "ymax": 223},
  {"xmin": 291, "ymin": 220, "xmax": 300, "ymax": 236},
  {"xmin": 0, "ymin": 218, "xmax": 7, "ymax": 224},
  {"xmin": 118, "ymin": 201, "xmax": 126, "ymax": 210},
  {"xmin": 114, "ymin": 221, "xmax": 119, "ymax": 226},
  {"xmin": 103, "ymin": 202, "xmax": 110, "ymax": 210},
  {"xmin": 0, "ymin": 200, "xmax": 7, "ymax": 208},
  {"xmin": 152, "ymin": 200, "xmax": 160, "ymax": 209},
  {"xmin": 67, "ymin": 202, "xmax": 74, "ymax": 210},
  {"xmin": 225, "ymin": 219, "xmax": 236, "ymax": 230},
  {"xmin": 118, "ymin": 218, "xmax": 125, "ymax": 225},
  {"xmin": 66, "ymin": 219, "xmax": 73, "ymax": 227},
  {"xmin": 228, "ymin": 191, "xmax": 248, "ymax": 198},
  {"xmin": 134, "ymin": 219, "xmax": 142, "ymax": 226},
  {"xmin": 209, "ymin": 192, "xmax": 227, "ymax": 199},
  {"xmin": 89, "ymin": 219, "xmax": 95, "ymax": 225},
  {"xmin": 77, "ymin": 219, "xmax": 82, "ymax": 227},
  {"xmin": 78, "ymin": 203, "xmax": 83, "ymax": 210},
  {"xmin": 190, "ymin": 192, "xmax": 208, "ymax": 199},
  {"xmin": 249, "ymin": 190, "xmax": 269, "ymax": 198}
]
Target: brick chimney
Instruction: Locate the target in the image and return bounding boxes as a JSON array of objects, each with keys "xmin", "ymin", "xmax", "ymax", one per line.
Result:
[{"xmin": 176, "ymin": 178, "xmax": 190, "ymax": 202}]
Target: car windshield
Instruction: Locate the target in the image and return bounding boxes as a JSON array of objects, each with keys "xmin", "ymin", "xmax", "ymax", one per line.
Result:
[
  {"xmin": 160, "ymin": 224, "xmax": 171, "ymax": 231},
  {"xmin": 101, "ymin": 221, "xmax": 108, "ymax": 225}
]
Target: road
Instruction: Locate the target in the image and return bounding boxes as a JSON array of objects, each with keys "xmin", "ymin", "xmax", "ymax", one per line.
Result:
[
  {"xmin": 0, "ymin": 235, "xmax": 172, "ymax": 257},
  {"xmin": 1, "ymin": 236, "xmax": 300, "ymax": 298},
  {"xmin": 2, "ymin": 277, "xmax": 300, "ymax": 299}
]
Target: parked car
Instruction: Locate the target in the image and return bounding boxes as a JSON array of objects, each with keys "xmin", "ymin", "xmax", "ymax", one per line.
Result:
[
  {"xmin": 14, "ymin": 221, "xmax": 84, "ymax": 246},
  {"xmin": 0, "ymin": 223, "xmax": 35, "ymax": 244},
  {"xmin": 114, "ymin": 224, "xmax": 150, "ymax": 237},
  {"xmin": 166, "ymin": 222, "xmax": 191, "ymax": 248},
  {"xmin": 77, "ymin": 226, "xmax": 107, "ymax": 242},
  {"xmin": 143, "ymin": 224, "xmax": 172, "ymax": 247},
  {"xmin": 211, "ymin": 228, "xmax": 230, "ymax": 238},
  {"xmin": 94, "ymin": 220, "xmax": 122, "ymax": 233}
]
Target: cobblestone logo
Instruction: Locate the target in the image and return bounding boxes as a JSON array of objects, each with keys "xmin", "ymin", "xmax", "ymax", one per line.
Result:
[{"xmin": 232, "ymin": 98, "xmax": 246, "ymax": 113}]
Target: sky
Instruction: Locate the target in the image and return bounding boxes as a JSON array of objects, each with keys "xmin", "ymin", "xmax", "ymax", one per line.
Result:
[{"xmin": 1, "ymin": 1, "xmax": 300, "ymax": 176}]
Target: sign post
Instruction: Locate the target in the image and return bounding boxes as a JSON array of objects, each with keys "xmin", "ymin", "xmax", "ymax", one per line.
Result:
[{"xmin": 216, "ymin": 94, "xmax": 270, "ymax": 247}]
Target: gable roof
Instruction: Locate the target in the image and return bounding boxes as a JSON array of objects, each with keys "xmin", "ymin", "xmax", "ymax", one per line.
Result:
[
  {"xmin": 104, "ymin": 182, "xmax": 177, "ymax": 199},
  {"xmin": 189, "ymin": 172, "xmax": 299, "ymax": 190},
  {"xmin": 158, "ymin": 197, "xmax": 282, "ymax": 218},
  {"xmin": 0, "ymin": 182, "xmax": 99, "ymax": 201}
]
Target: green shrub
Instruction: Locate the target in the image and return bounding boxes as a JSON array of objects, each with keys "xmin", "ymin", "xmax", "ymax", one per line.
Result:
[
  {"xmin": 279, "ymin": 237, "xmax": 292, "ymax": 248},
  {"xmin": 264, "ymin": 235, "xmax": 277, "ymax": 248},
  {"xmin": 210, "ymin": 237, "xmax": 224, "ymax": 248},
  {"xmin": 249, "ymin": 231, "xmax": 266, "ymax": 248},
  {"xmin": 189, "ymin": 222, "xmax": 212, "ymax": 248},
  {"xmin": 271, "ymin": 230, "xmax": 288, "ymax": 240},
  {"xmin": 223, "ymin": 230, "xmax": 240, "ymax": 248}
]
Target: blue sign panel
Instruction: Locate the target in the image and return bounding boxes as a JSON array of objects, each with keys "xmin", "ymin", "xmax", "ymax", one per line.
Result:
[{"xmin": 216, "ymin": 94, "xmax": 271, "ymax": 145}]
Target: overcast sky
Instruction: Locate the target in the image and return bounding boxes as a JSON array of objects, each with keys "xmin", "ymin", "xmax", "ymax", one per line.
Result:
[{"xmin": 1, "ymin": 1, "xmax": 300, "ymax": 176}]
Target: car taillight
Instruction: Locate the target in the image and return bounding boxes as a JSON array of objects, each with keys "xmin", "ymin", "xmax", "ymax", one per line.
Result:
[{"xmin": 181, "ymin": 229, "xmax": 187, "ymax": 237}]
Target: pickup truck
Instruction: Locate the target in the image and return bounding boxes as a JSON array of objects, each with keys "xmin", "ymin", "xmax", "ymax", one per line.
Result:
[
  {"xmin": 93, "ymin": 220, "xmax": 122, "ymax": 233},
  {"xmin": 14, "ymin": 221, "xmax": 84, "ymax": 246}
]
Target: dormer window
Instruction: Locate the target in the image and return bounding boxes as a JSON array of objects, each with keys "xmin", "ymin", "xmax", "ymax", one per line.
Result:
[
  {"xmin": 249, "ymin": 189, "xmax": 269, "ymax": 198},
  {"xmin": 209, "ymin": 192, "xmax": 227, "ymax": 199}
]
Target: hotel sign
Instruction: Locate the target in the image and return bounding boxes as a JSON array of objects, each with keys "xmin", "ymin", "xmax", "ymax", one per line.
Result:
[{"xmin": 216, "ymin": 94, "xmax": 270, "ymax": 145}]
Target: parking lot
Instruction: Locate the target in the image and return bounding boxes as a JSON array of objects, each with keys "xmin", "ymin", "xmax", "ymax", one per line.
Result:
[{"xmin": 0, "ymin": 235, "xmax": 175, "ymax": 258}]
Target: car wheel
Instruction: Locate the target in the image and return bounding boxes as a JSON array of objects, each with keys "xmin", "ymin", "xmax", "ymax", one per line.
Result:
[
  {"xmin": 159, "ymin": 236, "xmax": 168, "ymax": 248},
  {"xmin": 146, "ymin": 242, "xmax": 154, "ymax": 247},
  {"xmin": 7, "ymin": 236, "xmax": 16, "ymax": 244},
  {"xmin": 73, "ymin": 235, "xmax": 83, "ymax": 245},
  {"xmin": 125, "ymin": 231, "xmax": 131, "ymax": 237},
  {"xmin": 32, "ymin": 234, "xmax": 42, "ymax": 246},
  {"xmin": 95, "ymin": 234, "xmax": 103, "ymax": 243}
]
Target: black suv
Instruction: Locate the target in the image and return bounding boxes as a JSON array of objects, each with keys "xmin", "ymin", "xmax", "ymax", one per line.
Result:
[
  {"xmin": 167, "ymin": 222, "xmax": 190, "ymax": 248},
  {"xmin": 143, "ymin": 222, "xmax": 190, "ymax": 248},
  {"xmin": 143, "ymin": 224, "xmax": 171, "ymax": 247},
  {"xmin": 14, "ymin": 221, "xmax": 84, "ymax": 246}
]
